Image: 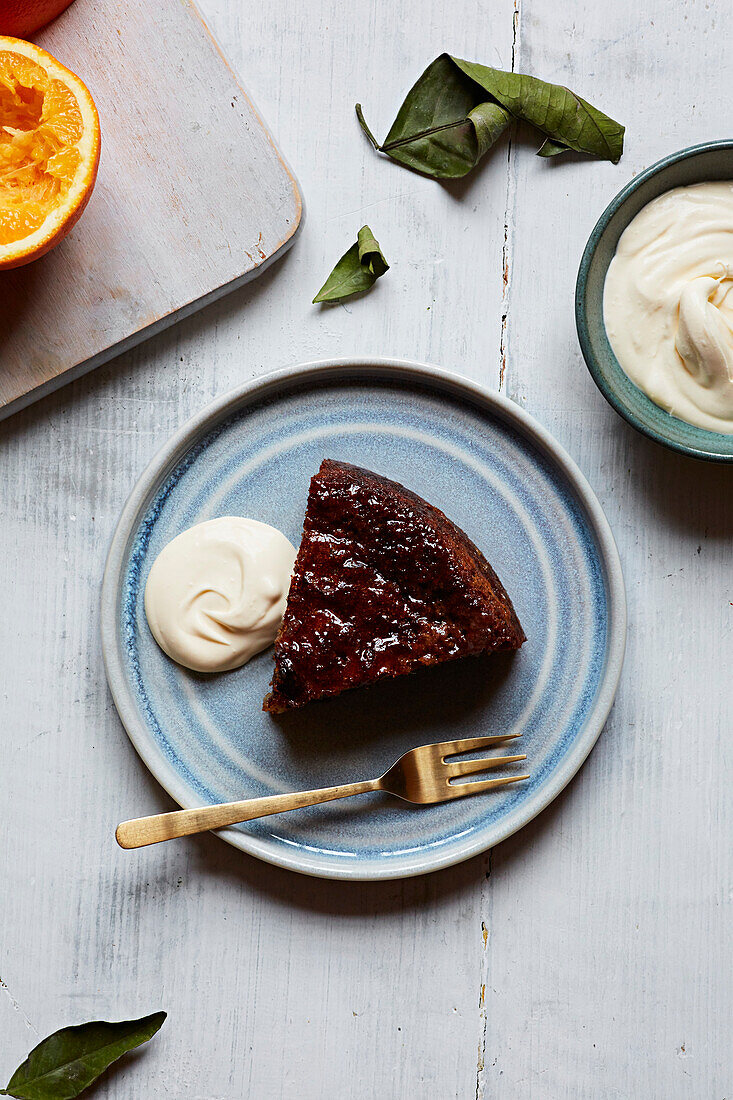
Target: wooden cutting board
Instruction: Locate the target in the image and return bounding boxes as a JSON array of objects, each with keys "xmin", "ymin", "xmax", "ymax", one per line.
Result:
[{"xmin": 0, "ymin": 0, "xmax": 302, "ymax": 420}]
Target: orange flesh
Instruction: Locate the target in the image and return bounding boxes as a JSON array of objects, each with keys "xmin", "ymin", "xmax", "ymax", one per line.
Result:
[{"xmin": 0, "ymin": 50, "xmax": 83, "ymax": 245}]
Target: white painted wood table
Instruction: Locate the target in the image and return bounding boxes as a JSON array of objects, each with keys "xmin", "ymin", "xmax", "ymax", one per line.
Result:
[{"xmin": 1, "ymin": 0, "xmax": 731, "ymax": 1096}]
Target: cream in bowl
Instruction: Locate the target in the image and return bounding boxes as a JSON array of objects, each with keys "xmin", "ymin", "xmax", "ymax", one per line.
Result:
[
  {"xmin": 603, "ymin": 181, "xmax": 733, "ymax": 434},
  {"xmin": 144, "ymin": 517, "xmax": 296, "ymax": 673}
]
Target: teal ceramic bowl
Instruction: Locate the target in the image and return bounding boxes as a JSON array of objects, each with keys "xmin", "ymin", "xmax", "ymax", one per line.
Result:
[{"xmin": 576, "ymin": 140, "xmax": 733, "ymax": 463}]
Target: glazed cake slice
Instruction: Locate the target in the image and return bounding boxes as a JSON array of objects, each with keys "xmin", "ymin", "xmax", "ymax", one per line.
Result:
[{"xmin": 264, "ymin": 459, "xmax": 525, "ymax": 712}]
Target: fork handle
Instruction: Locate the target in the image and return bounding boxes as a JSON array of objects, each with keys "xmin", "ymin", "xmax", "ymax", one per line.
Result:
[{"xmin": 115, "ymin": 778, "xmax": 383, "ymax": 849}]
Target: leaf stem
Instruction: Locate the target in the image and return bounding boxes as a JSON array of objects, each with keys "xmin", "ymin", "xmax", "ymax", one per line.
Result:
[
  {"xmin": 354, "ymin": 104, "xmax": 380, "ymax": 150},
  {"xmin": 355, "ymin": 105, "xmax": 473, "ymax": 156},
  {"xmin": 380, "ymin": 117, "xmax": 472, "ymax": 151}
]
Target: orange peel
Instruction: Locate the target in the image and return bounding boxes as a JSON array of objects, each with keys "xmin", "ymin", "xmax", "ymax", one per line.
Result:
[{"xmin": 0, "ymin": 36, "xmax": 100, "ymax": 269}]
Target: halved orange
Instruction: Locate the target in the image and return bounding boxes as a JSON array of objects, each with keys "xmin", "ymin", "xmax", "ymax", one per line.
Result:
[{"xmin": 0, "ymin": 36, "xmax": 100, "ymax": 269}]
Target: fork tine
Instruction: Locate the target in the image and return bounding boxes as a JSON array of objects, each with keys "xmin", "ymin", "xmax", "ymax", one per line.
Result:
[
  {"xmin": 437, "ymin": 733, "xmax": 522, "ymax": 759},
  {"xmin": 445, "ymin": 753, "xmax": 527, "ymax": 779},
  {"xmin": 446, "ymin": 773, "xmax": 530, "ymax": 799}
]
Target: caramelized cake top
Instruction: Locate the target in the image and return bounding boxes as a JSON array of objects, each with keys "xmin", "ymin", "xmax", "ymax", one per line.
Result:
[{"xmin": 264, "ymin": 459, "xmax": 525, "ymax": 712}]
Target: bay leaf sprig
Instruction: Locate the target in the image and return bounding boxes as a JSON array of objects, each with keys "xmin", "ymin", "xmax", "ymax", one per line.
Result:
[
  {"xmin": 313, "ymin": 225, "xmax": 389, "ymax": 303},
  {"xmin": 356, "ymin": 53, "xmax": 624, "ymax": 180},
  {"xmin": 1, "ymin": 1012, "xmax": 166, "ymax": 1099}
]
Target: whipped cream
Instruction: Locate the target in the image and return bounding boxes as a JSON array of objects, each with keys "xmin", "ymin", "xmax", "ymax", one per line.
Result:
[
  {"xmin": 603, "ymin": 181, "xmax": 733, "ymax": 434},
  {"xmin": 144, "ymin": 517, "xmax": 296, "ymax": 673}
]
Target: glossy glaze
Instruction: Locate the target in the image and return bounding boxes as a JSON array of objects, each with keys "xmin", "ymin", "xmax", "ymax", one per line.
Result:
[{"xmin": 265, "ymin": 459, "xmax": 524, "ymax": 711}]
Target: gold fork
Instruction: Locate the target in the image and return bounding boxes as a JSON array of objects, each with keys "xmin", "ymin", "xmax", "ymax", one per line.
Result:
[{"xmin": 115, "ymin": 734, "xmax": 529, "ymax": 849}]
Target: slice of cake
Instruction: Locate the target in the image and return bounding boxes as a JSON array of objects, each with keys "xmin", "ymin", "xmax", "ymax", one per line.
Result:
[{"xmin": 263, "ymin": 459, "xmax": 525, "ymax": 712}]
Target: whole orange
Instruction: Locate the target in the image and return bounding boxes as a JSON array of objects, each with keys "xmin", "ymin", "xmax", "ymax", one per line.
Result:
[{"xmin": 0, "ymin": 0, "xmax": 75, "ymax": 38}]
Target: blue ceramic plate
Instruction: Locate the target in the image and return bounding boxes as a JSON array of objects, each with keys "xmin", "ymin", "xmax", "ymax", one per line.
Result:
[
  {"xmin": 576, "ymin": 140, "xmax": 733, "ymax": 462},
  {"xmin": 101, "ymin": 360, "xmax": 626, "ymax": 879}
]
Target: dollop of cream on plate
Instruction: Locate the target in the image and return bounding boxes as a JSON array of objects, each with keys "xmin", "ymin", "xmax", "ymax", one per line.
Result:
[
  {"xmin": 144, "ymin": 517, "xmax": 296, "ymax": 673},
  {"xmin": 603, "ymin": 180, "xmax": 733, "ymax": 434}
]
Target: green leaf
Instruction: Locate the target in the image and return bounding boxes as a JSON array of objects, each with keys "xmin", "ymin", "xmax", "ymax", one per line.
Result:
[
  {"xmin": 536, "ymin": 136, "xmax": 570, "ymax": 158},
  {"xmin": 355, "ymin": 53, "xmax": 624, "ymax": 180},
  {"xmin": 469, "ymin": 101, "xmax": 515, "ymax": 162},
  {"xmin": 1, "ymin": 1013, "xmax": 166, "ymax": 1099},
  {"xmin": 356, "ymin": 55, "xmax": 511, "ymax": 179},
  {"xmin": 451, "ymin": 58, "xmax": 624, "ymax": 163},
  {"xmin": 313, "ymin": 225, "xmax": 389, "ymax": 303}
]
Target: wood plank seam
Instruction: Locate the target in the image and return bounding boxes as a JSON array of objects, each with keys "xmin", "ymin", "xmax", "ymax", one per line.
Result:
[{"xmin": 498, "ymin": 0, "xmax": 521, "ymax": 394}]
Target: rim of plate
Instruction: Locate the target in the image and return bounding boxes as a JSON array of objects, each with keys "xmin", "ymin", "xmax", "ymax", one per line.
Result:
[
  {"xmin": 575, "ymin": 139, "xmax": 733, "ymax": 463},
  {"xmin": 101, "ymin": 358, "xmax": 627, "ymax": 880}
]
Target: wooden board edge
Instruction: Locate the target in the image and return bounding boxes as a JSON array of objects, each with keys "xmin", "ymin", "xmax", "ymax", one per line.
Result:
[
  {"xmin": 0, "ymin": 225, "xmax": 301, "ymax": 424},
  {"xmin": 187, "ymin": 0, "xmax": 304, "ymax": 240},
  {"xmin": 0, "ymin": 0, "xmax": 304, "ymax": 421}
]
